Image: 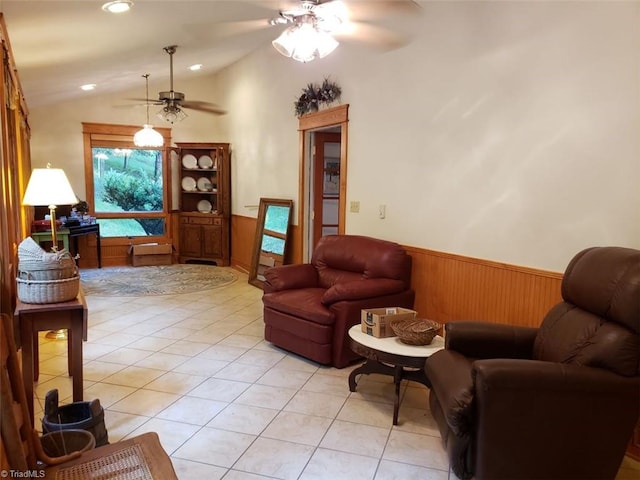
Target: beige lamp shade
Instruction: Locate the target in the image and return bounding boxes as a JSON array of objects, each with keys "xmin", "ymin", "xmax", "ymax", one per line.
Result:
[{"xmin": 23, "ymin": 167, "xmax": 78, "ymax": 207}]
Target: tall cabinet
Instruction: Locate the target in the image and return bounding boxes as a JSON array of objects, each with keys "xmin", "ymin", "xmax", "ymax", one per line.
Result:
[{"xmin": 171, "ymin": 142, "xmax": 230, "ymax": 266}]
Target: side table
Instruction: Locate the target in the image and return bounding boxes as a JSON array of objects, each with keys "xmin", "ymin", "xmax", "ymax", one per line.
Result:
[
  {"xmin": 14, "ymin": 290, "xmax": 88, "ymax": 427},
  {"xmin": 348, "ymin": 325, "xmax": 444, "ymax": 425}
]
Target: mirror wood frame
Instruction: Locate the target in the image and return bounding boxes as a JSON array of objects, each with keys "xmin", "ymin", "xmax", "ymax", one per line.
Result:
[{"xmin": 249, "ymin": 198, "xmax": 294, "ymax": 288}]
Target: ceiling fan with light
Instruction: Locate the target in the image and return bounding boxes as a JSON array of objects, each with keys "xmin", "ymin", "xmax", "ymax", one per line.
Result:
[
  {"xmin": 128, "ymin": 45, "xmax": 226, "ymax": 124},
  {"xmin": 209, "ymin": 0, "xmax": 420, "ymax": 63}
]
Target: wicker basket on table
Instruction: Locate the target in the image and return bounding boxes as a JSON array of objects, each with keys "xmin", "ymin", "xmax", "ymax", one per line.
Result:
[
  {"xmin": 390, "ymin": 318, "xmax": 441, "ymax": 346},
  {"xmin": 16, "ymin": 237, "xmax": 79, "ymax": 304}
]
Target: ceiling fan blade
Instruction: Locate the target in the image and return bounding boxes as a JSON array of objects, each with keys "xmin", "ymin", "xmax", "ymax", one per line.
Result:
[
  {"xmin": 335, "ymin": 21, "xmax": 411, "ymax": 50},
  {"xmin": 181, "ymin": 101, "xmax": 227, "ymax": 115},
  {"xmin": 343, "ymin": 0, "xmax": 421, "ymax": 21},
  {"xmin": 125, "ymin": 97, "xmax": 164, "ymax": 105}
]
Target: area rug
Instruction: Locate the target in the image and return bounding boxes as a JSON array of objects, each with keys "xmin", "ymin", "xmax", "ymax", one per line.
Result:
[{"xmin": 80, "ymin": 264, "xmax": 237, "ymax": 296}]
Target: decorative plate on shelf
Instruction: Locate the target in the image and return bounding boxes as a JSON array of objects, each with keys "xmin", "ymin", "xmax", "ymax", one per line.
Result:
[
  {"xmin": 197, "ymin": 177, "xmax": 213, "ymax": 192},
  {"xmin": 198, "ymin": 155, "xmax": 213, "ymax": 169},
  {"xmin": 182, "ymin": 154, "xmax": 198, "ymax": 169},
  {"xmin": 181, "ymin": 176, "xmax": 197, "ymax": 191},
  {"xmin": 197, "ymin": 199, "xmax": 212, "ymax": 213}
]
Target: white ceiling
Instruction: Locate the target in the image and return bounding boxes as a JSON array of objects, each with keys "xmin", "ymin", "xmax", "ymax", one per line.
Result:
[{"xmin": 0, "ymin": 0, "xmax": 420, "ymax": 108}]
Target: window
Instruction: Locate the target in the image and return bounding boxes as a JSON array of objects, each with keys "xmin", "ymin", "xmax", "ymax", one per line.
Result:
[{"xmin": 83, "ymin": 123, "xmax": 172, "ymax": 239}]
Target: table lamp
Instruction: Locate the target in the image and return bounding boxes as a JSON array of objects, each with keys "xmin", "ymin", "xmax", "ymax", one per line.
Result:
[{"xmin": 23, "ymin": 164, "xmax": 78, "ymax": 251}]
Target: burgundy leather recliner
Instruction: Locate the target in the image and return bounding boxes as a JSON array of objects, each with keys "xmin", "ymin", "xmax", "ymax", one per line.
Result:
[
  {"xmin": 262, "ymin": 235, "xmax": 415, "ymax": 368},
  {"xmin": 425, "ymin": 246, "xmax": 640, "ymax": 479}
]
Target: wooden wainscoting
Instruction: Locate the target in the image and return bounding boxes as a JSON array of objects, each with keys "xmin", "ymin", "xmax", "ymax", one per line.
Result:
[
  {"xmin": 406, "ymin": 246, "xmax": 562, "ymax": 328},
  {"xmin": 230, "ymin": 216, "xmax": 562, "ymax": 329}
]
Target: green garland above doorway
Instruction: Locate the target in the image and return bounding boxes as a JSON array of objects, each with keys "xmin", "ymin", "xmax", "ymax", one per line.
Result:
[{"xmin": 294, "ymin": 77, "xmax": 342, "ymax": 117}]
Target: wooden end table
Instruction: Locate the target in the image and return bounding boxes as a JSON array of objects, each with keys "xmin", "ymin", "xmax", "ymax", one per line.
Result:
[
  {"xmin": 14, "ymin": 290, "xmax": 88, "ymax": 427},
  {"xmin": 348, "ymin": 324, "xmax": 444, "ymax": 425}
]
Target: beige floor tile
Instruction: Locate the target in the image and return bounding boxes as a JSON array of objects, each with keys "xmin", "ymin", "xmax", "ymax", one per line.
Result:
[
  {"xmin": 188, "ymin": 377, "xmax": 251, "ymax": 402},
  {"xmin": 82, "ymin": 382, "xmax": 137, "ymax": 408},
  {"xmin": 157, "ymin": 395, "xmax": 227, "ymax": 425},
  {"xmin": 161, "ymin": 339, "xmax": 211, "ymax": 356},
  {"xmin": 82, "ymin": 342, "xmax": 120, "ymax": 361},
  {"xmin": 222, "ymin": 471, "xmax": 274, "ymax": 480},
  {"xmin": 92, "ymin": 332, "xmax": 142, "ymax": 347},
  {"xmin": 217, "ymin": 334, "xmax": 263, "ymax": 349},
  {"xmin": 134, "ymin": 351, "xmax": 191, "ymax": 370},
  {"xmin": 272, "ymin": 354, "xmax": 320, "ymax": 373},
  {"xmin": 206, "ymin": 403, "xmax": 278, "ymax": 435},
  {"xmin": 350, "ymin": 375, "xmax": 398, "ymax": 405},
  {"xmin": 38, "ymin": 356, "xmax": 71, "ymax": 376},
  {"xmin": 302, "ymin": 372, "xmax": 352, "ymax": 397},
  {"xmin": 261, "ymin": 411, "xmax": 333, "ymax": 446},
  {"xmin": 383, "ymin": 430, "xmax": 448, "ymax": 470},
  {"xmin": 299, "ymin": 448, "xmax": 379, "ymax": 480},
  {"xmin": 172, "ymin": 427, "xmax": 256, "ymax": 468},
  {"xmin": 374, "ymin": 460, "xmax": 449, "ymax": 480},
  {"xmin": 285, "ymin": 390, "xmax": 347, "ymax": 419},
  {"xmin": 213, "ymin": 362, "xmax": 269, "ymax": 383},
  {"xmin": 103, "ymin": 410, "xmax": 149, "ymax": 442},
  {"xmin": 34, "ymin": 375, "xmax": 73, "ymax": 400},
  {"xmin": 234, "ymin": 437, "xmax": 315, "ymax": 480},
  {"xmin": 96, "ymin": 347, "xmax": 153, "ymax": 365},
  {"xmin": 125, "ymin": 417, "xmax": 201, "ymax": 454},
  {"xmin": 109, "ymin": 388, "xmax": 180, "ymax": 416},
  {"xmin": 82, "ymin": 360, "xmax": 126, "ymax": 382},
  {"xmin": 173, "ymin": 356, "xmax": 229, "ymax": 376},
  {"xmin": 126, "ymin": 336, "xmax": 177, "ymax": 352},
  {"xmin": 144, "ymin": 371, "xmax": 206, "ymax": 395},
  {"xmin": 337, "ymin": 397, "xmax": 395, "ymax": 428},
  {"xmin": 234, "ymin": 384, "xmax": 297, "ymax": 410},
  {"xmin": 394, "ymin": 406, "xmax": 440, "ymax": 437},
  {"xmin": 169, "ymin": 458, "xmax": 227, "ymax": 480},
  {"xmin": 234, "ymin": 348, "xmax": 286, "ymax": 368},
  {"xmin": 320, "ymin": 420, "xmax": 390, "ymax": 458},
  {"xmin": 256, "ymin": 367, "xmax": 313, "ymax": 390},
  {"xmin": 198, "ymin": 343, "xmax": 248, "ymax": 362},
  {"xmin": 151, "ymin": 326, "xmax": 198, "ymax": 340},
  {"xmin": 101, "ymin": 365, "xmax": 165, "ymax": 388}
]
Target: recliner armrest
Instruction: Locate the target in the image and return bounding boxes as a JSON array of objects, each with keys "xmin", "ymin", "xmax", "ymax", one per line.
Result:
[
  {"xmin": 445, "ymin": 321, "xmax": 538, "ymax": 359},
  {"xmin": 321, "ymin": 278, "xmax": 406, "ymax": 305},
  {"xmin": 263, "ymin": 264, "xmax": 319, "ymax": 293},
  {"xmin": 473, "ymin": 358, "xmax": 640, "ymax": 394}
]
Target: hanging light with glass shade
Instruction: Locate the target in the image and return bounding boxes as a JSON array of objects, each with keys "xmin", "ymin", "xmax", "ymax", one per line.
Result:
[{"xmin": 133, "ymin": 74, "xmax": 164, "ymax": 147}]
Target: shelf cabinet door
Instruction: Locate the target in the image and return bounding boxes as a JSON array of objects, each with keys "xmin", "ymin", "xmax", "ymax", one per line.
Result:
[
  {"xmin": 202, "ymin": 225, "xmax": 223, "ymax": 258},
  {"xmin": 180, "ymin": 224, "xmax": 202, "ymax": 258}
]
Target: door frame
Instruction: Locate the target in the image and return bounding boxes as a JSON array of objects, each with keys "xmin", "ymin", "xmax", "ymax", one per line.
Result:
[{"xmin": 297, "ymin": 104, "xmax": 349, "ymax": 263}]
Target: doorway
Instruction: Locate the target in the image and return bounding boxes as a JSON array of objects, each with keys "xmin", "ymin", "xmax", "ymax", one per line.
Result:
[
  {"xmin": 297, "ymin": 104, "xmax": 349, "ymax": 262},
  {"xmin": 311, "ymin": 130, "xmax": 341, "ymax": 249}
]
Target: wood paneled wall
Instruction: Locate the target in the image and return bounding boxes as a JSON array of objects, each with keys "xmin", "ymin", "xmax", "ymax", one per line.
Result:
[
  {"xmin": 406, "ymin": 246, "xmax": 562, "ymax": 327},
  {"xmin": 230, "ymin": 215, "xmax": 563, "ymax": 329}
]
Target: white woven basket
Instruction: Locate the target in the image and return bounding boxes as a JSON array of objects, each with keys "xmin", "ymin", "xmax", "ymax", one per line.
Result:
[
  {"xmin": 16, "ymin": 274, "xmax": 79, "ymax": 304},
  {"xmin": 17, "ymin": 237, "xmax": 77, "ymax": 280}
]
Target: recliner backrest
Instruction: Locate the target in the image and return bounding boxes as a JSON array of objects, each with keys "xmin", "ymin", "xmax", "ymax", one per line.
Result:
[
  {"xmin": 533, "ymin": 247, "xmax": 640, "ymax": 377},
  {"xmin": 311, "ymin": 235, "xmax": 412, "ymax": 289}
]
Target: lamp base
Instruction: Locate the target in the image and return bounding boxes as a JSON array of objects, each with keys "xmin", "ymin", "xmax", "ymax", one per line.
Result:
[{"xmin": 45, "ymin": 329, "xmax": 67, "ymax": 340}]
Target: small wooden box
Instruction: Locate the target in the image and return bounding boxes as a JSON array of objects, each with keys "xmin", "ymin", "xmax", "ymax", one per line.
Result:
[{"xmin": 129, "ymin": 243, "xmax": 172, "ymax": 267}]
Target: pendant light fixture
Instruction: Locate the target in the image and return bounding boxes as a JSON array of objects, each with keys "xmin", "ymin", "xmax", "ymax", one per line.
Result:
[{"xmin": 133, "ymin": 74, "xmax": 164, "ymax": 148}]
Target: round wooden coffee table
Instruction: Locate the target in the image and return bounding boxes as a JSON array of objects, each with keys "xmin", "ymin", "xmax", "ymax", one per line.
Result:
[{"xmin": 348, "ymin": 324, "xmax": 444, "ymax": 425}]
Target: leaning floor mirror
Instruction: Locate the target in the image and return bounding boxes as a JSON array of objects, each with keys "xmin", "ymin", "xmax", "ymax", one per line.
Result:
[{"xmin": 249, "ymin": 198, "xmax": 293, "ymax": 288}]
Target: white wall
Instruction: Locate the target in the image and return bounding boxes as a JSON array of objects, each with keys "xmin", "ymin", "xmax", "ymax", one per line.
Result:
[{"xmin": 27, "ymin": 1, "xmax": 640, "ymax": 272}]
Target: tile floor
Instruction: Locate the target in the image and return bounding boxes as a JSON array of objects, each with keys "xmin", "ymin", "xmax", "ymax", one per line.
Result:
[{"xmin": 31, "ymin": 268, "xmax": 640, "ymax": 480}]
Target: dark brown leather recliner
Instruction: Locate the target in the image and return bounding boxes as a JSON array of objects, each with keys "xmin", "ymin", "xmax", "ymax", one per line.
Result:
[
  {"xmin": 425, "ymin": 246, "xmax": 640, "ymax": 480},
  {"xmin": 262, "ymin": 235, "xmax": 415, "ymax": 368}
]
